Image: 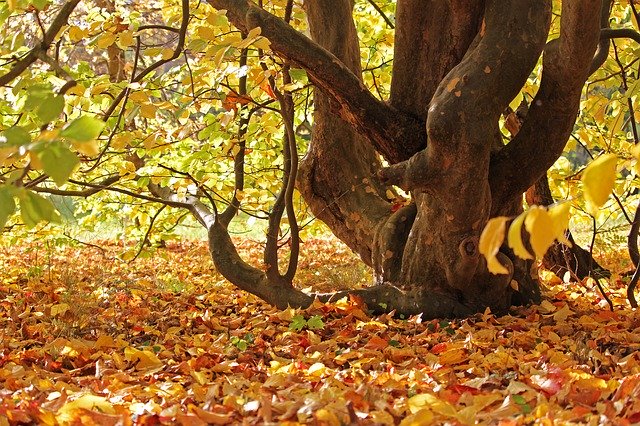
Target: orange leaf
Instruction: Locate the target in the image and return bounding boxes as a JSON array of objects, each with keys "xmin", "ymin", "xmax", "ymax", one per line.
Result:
[{"xmin": 364, "ymin": 335, "xmax": 388, "ymax": 350}]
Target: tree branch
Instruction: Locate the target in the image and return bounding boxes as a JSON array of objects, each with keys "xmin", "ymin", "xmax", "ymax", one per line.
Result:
[
  {"xmin": 365, "ymin": 0, "xmax": 394, "ymax": 29},
  {"xmin": 30, "ymin": 175, "xmax": 120, "ymax": 197},
  {"xmin": 0, "ymin": 0, "xmax": 81, "ymax": 87},
  {"xmin": 490, "ymin": 0, "xmax": 603, "ymax": 211},
  {"xmin": 600, "ymin": 27, "xmax": 640, "ymax": 44},
  {"xmin": 206, "ymin": 0, "xmax": 424, "ymax": 163}
]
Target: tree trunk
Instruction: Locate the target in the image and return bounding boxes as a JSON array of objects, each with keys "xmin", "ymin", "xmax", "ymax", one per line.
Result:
[{"xmin": 206, "ymin": 0, "xmax": 603, "ymax": 318}]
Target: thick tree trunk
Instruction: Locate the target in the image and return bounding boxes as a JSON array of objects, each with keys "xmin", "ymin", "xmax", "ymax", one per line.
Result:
[
  {"xmin": 206, "ymin": 0, "xmax": 603, "ymax": 318},
  {"xmin": 297, "ymin": 0, "xmax": 391, "ymax": 266}
]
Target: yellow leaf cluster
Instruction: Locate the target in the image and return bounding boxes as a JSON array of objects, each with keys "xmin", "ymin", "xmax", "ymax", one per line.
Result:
[{"xmin": 481, "ymin": 203, "xmax": 572, "ymax": 274}]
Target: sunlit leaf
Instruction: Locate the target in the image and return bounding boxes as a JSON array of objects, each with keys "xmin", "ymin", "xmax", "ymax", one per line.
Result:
[
  {"xmin": 38, "ymin": 142, "xmax": 79, "ymax": 185},
  {"xmin": 507, "ymin": 211, "xmax": 533, "ymax": 260},
  {"xmin": 524, "ymin": 206, "xmax": 555, "ymax": 259},
  {"xmin": 19, "ymin": 191, "xmax": 60, "ymax": 227},
  {"xmin": 57, "ymin": 394, "xmax": 115, "ymax": 423},
  {"xmin": 548, "ymin": 201, "xmax": 572, "ymax": 246},
  {"xmin": 61, "ymin": 116, "xmax": 105, "ymax": 142},
  {"xmin": 2, "ymin": 126, "xmax": 31, "ymax": 146},
  {"xmin": 479, "ymin": 216, "xmax": 509, "ymax": 274},
  {"xmin": 581, "ymin": 153, "xmax": 617, "ymax": 216}
]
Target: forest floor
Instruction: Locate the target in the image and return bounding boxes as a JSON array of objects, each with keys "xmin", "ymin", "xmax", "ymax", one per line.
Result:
[{"xmin": 1, "ymin": 236, "xmax": 640, "ymax": 425}]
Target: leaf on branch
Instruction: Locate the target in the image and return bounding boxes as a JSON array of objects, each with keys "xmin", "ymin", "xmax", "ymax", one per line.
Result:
[
  {"xmin": 581, "ymin": 153, "xmax": 617, "ymax": 217},
  {"xmin": 19, "ymin": 191, "xmax": 60, "ymax": 227},
  {"xmin": 479, "ymin": 216, "xmax": 509, "ymax": 275},
  {"xmin": 61, "ymin": 116, "xmax": 105, "ymax": 142},
  {"xmin": 2, "ymin": 126, "xmax": 31, "ymax": 146},
  {"xmin": 38, "ymin": 142, "xmax": 79, "ymax": 186},
  {"xmin": 507, "ymin": 203, "xmax": 572, "ymax": 262}
]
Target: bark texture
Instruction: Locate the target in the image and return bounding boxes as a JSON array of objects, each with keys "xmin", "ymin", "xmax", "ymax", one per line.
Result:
[{"xmin": 204, "ymin": 0, "xmax": 605, "ymax": 318}]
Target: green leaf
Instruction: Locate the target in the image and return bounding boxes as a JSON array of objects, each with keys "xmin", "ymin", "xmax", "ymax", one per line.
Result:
[
  {"xmin": 307, "ymin": 315, "xmax": 324, "ymax": 330},
  {"xmin": 61, "ymin": 116, "xmax": 105, "ymax": 142},
  {"xmin": 39, "ymin": 143, "xmax": 79, "ymax": 185},
  {"xmin": 289, "ymin": 314, "xmax": 306, "ymax": 331},
  {"xmin": 2, "ymin": 126, "xmax": 31, "ymax": 146},
  {"xmin": 581, "ymin": 153, "xmax": 617, "ymax": 216},
  {"xmin": 479, "ymin": 216, "xmax": 509, "ymax": 274},
  {"xmin": 0, "ymin": 186, "xmax": 16, "ymax": 230},
  {"xmin": 36, "ymin": 95, "xmax": 64, "ymax": 123},
  {"xmin": 19, "ymin": 191, "xmax": 60, "ymax": 227}
]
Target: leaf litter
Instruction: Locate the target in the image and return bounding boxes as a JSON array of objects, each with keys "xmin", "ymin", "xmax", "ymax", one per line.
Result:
[{"xmin": 0, "ymin": 238, "xmax": 640, "ymax": 425}]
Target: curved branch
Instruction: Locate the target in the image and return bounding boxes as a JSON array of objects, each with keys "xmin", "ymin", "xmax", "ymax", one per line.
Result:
[
  {"xmin": 490, "ymin": 0, "xmax": 603, "ymax": 211},
  {"xmin": 30, "ymin": 175, "xmax": 120, "ymax": 197},
  {"xmin": 600, "ymin": 27, "xmax": 640, "ymax": 44},
  {"xmin": 589, "ymin": 0, "xmax": 613, "ymax": 75},
  {"xmin": 206, "ymin": 0, "xmax": 424, "ymax": 163},
  {"xmin": 0, "ymin": 0, "xmax": 81, "ymax": 86}
]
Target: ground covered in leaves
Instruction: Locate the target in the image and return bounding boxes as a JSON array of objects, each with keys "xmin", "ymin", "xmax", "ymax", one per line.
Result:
[{"xmin": 1, "ymin": 237, "xmax": 640, "ymax": 425}]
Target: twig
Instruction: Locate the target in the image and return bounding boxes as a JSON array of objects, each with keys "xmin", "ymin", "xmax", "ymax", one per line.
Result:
[
  {"xmin": 366, "ymin": 0, "xmax": 394, "ymax": 29},
  {"xmin": 590, "ymin": 216, "xmax": 614, "ymax": 310},
  {"xmin": 129, "ymin": 205, "xmax": 166, "ymax": 262}
]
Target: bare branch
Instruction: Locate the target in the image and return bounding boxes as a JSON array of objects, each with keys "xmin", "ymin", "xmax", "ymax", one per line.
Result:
[
  {"xmin": 600, "ymin": 27, "xmax": 640, "ymax": 44},
  {"xmin": 31, "ymin": 175, "xmax": 121, "ymax": 197}
]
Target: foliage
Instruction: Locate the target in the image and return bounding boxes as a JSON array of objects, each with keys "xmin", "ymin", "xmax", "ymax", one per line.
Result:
[{"xmin": 1, "ymin": 238, "xmax": 640, "ymax": 424}]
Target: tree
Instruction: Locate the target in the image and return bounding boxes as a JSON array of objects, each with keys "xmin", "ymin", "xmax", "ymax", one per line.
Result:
[{"xmin": 1, "ymin": 0, "xmax": 638, "ymax": 318}]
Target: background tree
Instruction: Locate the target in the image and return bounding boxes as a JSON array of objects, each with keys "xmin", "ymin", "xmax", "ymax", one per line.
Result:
[{"xmin": 1, "ymin": 0, "xmax": 639, "ymax": 318}]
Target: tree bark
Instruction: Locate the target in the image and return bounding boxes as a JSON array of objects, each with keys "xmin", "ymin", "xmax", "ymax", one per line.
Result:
[{"xmin": 203, "ymin": 0, "xmax": 604, "ymax": 318}]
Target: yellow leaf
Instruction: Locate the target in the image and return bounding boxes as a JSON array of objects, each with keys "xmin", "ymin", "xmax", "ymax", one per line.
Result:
[
  {"xmin": 97, "ymin": 32, "xmax": 117, "ymax": 49},
  {"xmin": 124, "ymin": 347, "xmax": 163, "ymax": 370},
  {"xmin": 117, "ymin": 30, "xmax": 134, "ymax": 49},
  {"xmin": 507, "ymin": 210, "xmax": 533, "ymax": 260},
  {"xmin": 57, "ymin": 394, "xmax": 115, "ymax": 423},
  {"xmin": 400, "ymin": 409, "xmax": 434, "ymax": 426},
  {"xmin": 140, "ymin": 103, "xmax": 157, "ymax": 119},
  {"xmin": 479, "ymin": 216, "xmax": 509, "ymax": 274},
  {"xmin": 581, "ymin": 153, "xmax": 617, "ymax": 216},
  {"xmin": 315, "ymin": 408, "xmax": 341, "ymax": 426},
  {"xmin": 72, "ymin": 140, "xmax": 99, "ymax": 156},
  {"xmin": 50, "ymin": 303, "xmax": 69, "ymax": 317},
  {"xmin": 253, "ymin": 36, "xmax": 271, "ymax": 51},
  {"xmin": 161, "ymin": 48, "xmax": 174, "ymax": 60},
  {"xmin": 524, "ymin": 206, "xmax": 555, "ymax": 259},
  {"xmin": 198, "ymin": 26, "xmax": 217, "ymax": 41},
  {"xmin": 407, "ymin": 393, "xmax": 458, "ymax": 418},
  {"xmin": 68, "ymin": 26, "xmax": 86, "ymax": 43},
  {"xmin": 548, "ymin": 201, "xmax": 572, "ymax": 246},
  {"xmin": 95, "ymin": 334, "xmax": 115, "ymax": 348}
]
